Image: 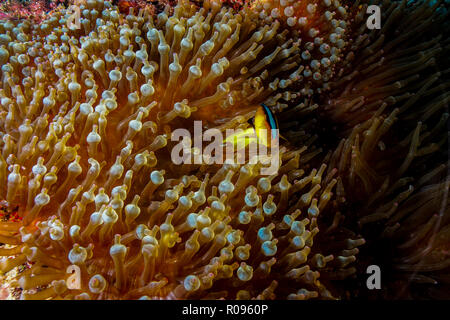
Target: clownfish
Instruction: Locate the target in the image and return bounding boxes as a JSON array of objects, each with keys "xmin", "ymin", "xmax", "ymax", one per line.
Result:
[
  {"xmin": 223, "ymin": 103, "xmax": 285, "ymax": 149},
  {"xmin": 248, "ymin": 103, "xmax": 283, "ymax": 147}
]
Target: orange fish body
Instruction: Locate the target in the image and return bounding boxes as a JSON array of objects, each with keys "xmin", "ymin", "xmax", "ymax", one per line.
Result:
[
  {"xmin": 252, "ymin": 104, "xmax": 274, "ymax": 147},
  {"xmin": 223, "ymin": 104, "xmax": 282, "ymax": 149}
]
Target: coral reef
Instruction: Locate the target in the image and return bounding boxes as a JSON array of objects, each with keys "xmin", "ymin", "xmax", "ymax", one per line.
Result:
[
  {"xmin": 0, "ymin": 0, "xmax": 448, "ymax": 300},
  {"xmin": 0, "ymin": 0, "xmax": 67, "ymax": 21}
]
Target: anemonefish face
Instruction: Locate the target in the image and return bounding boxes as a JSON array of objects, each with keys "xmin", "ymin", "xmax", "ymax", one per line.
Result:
[
  {"xmin": 222, "ymin": 104, "xmax": 280, "ymax": 150},
  {"xmin": 251, "ymin": 104, "xmax": 279, "ymax": 147}
]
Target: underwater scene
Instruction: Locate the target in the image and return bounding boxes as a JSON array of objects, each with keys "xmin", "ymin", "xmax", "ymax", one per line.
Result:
[{"xmin": 0, "ymin": 0, "xmax": 449, "ymax": 301}]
